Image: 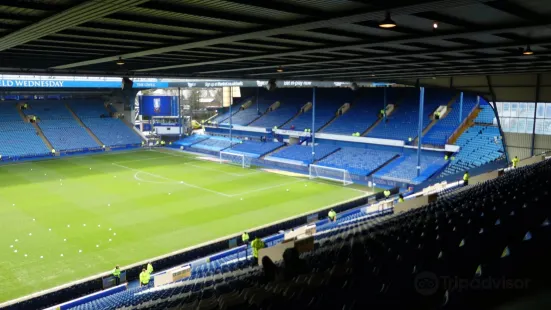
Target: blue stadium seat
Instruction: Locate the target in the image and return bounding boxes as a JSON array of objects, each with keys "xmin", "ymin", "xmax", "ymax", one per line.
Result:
[
  {"xmin": 373, "ymin": 150, "xmax": 447, "ymax": 184},
  {"xmin": 316, "ymin": 146, "xmax": 398, "ymax": 175},
  {"xmin": 224, "ymin": 140, "xmax": 284, "ymax": 158},
  {"xmin": 221, "ymin": 100, "xmax": 272, "ymax": 126},
  {"xmin": 475, "ymin": 103, "xmax": 496, "ymax": 124},
  {"xmin": 266, "ymin": 144, "xmax": 339, "ymax": 164},
  {"xmin": 322, "ymin": 89, "xmax": 382, "ymax": 135},
  {"xmin": 0, "ymin": 103, "xmax": 50, "ymax": 158},
  {"xmin": 423, "ymin": 95, "xmax": 477, "ymax": 146},
  {"xmin": 282, "ymin": 88, "xmax": 354, "ymax": 132},
  {"xmin": 82, "ymin": 118, "xmax": 142, "ymax": 147},
  {"xmin": 367, "ymin": 89, "xmax": 453, "ymax": 142},
  {"xmin": 439, "ymin": 125, "xmax": 504, "ymax": 177},
  {"xmin": 70, "ymin": 159, "xmax": 551, "ymax": 310}
]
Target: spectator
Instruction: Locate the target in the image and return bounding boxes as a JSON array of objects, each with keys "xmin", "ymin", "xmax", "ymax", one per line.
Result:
[
  {"xmin": 282, "ymin": 248, "xmax": 309, "ymax": 280},
  {"xmin": 112, "ymin": 265, "xmax": 121, "ymax": 285},
  {"xmin": 262, "ymin": 256, "xmax": 280, "ymax": 282},
  {"xmin": 251, "ymin": 237, "xmax": 265, "ymax": 265}
]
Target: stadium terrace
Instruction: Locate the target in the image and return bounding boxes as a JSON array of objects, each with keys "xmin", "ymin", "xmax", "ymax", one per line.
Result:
[{"xmin": 1, "ymin": 0, "xmax": 551, "ymax": 309}]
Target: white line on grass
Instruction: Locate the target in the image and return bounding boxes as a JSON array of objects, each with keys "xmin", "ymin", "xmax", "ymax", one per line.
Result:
[
  {"xmin": 146, "ymin": 149, "xmax": 260, "ymax": 177},
  {"xmin": 227, "ymin": 179, "xmax": 304, "ymax": 197},
  {"xmin": 153, "ymin": 148, "xmax": 373, "ymax": 195},
  {"xmin": 111, "ymin": 162, "xmax": 231, "ymax": 197},
  {"xmin": 111, "ymin": 156, "xmax": 169, "ymax": 164}
]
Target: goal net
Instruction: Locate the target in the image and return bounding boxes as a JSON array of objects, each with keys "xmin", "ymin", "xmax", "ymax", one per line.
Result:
[
  {"xmin": 219, "ymin": 151, "xmax": 252, "ymax": 168},
  {"xmin": 309, "ymin": 164, "xmax": 353, "ymax": 186}
]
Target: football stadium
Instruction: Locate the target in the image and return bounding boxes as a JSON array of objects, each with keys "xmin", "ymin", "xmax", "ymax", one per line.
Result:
[{"xmin": 1, "ymin": 1, "xmax": 551, "ymax": 310}]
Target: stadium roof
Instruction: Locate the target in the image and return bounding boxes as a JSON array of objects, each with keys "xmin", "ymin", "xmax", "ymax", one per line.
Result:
[{"xmin": 1, "ymin": 0, "xmax": 550, "ymax": 82}]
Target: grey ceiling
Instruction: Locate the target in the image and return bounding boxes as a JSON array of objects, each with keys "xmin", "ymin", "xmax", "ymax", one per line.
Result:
[{"xmin": 1, "ymin": 0, "xmax": 550, "ymax": 82}]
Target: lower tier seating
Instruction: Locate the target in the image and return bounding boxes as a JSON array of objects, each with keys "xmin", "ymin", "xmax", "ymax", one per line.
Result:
[
  {"xmin": 316, "ymin": 146, "xmax": 399, "ymax": 175},
  {"xmin": 83, "ymin": 118, "xmax": 142, "ymax": 147},
  {"xmin": 266, "ymin": 144, "xmax": 339, "ymax": 164},
  {"xmin": 41, "ymin": 126, "xmax": 98, "ymax": 151},
  {"xmin": 373, "ymin": 151, "xmax": 447, "ymax": 184},
  {"xmin": 225, "ymin": 141, "xmax": 284, "ymax": 158},
  {"xmin": 0, "ymin": 123, "xmax": 50, "ymax": 158},
  {"xmin": 72, "ymin": 158, "xmax": 551, "ymax": 310}
]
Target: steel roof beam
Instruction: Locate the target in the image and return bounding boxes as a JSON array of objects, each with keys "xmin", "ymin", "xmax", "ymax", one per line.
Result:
[
  {"xmin": 135, "ymin": 20, "xmax": 545, "ymax": 73},
  {"xmin": 53, "ymin": 0, "xmax": 488, "ymax": 70},
  {"xmin": 197, "ymin": 38, "xmax": 549, "ymax": 75},
  {"xmin": 0, "ymin": 0, "xmax": 150, "ymax": 52}
]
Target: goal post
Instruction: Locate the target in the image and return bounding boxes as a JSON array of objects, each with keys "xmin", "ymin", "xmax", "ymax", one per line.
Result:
[
  {"xmin": 309, "ymin": 164, "xmax": 353, "ymax": 186},
  {"xmin": 219, "ymin": 151, "xmax": 252, "ymax": 168}
]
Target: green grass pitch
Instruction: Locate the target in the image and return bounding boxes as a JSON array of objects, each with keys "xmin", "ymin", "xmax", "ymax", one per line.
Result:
[{"xmin": 0, "ymin": 148, "xmax": 368, "ymax": 303}]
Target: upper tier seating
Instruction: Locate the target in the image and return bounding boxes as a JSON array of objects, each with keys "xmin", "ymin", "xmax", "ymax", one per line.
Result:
[
  {"xmin": 440, "ymin": 125, "xmax": 504, "ymax": 177},
  {"xmin": 72, "ymin": 159, "xmax": 551, "ymax": 310},
  {"xmin": 250, "ymin": 99, "xmax": 304, "ymax": 128},
  {"xmin": 25, "ymin": 100, "xmax": 74, "ymax": 119},
  {"xmin": 221, "ymin": 101, "xmax": 272, "ymax": 126},
  {"xmin": 82, "ymin": 118, "xmax": 142, "ymax": 147},
  {"xmin": 249, "ymin": 89, "xmax": 312, "ymax": 128},
  {"xmin": 373, "ymin": 150, "xmax": 447, "ymax": 184},
  {"xmin": 475, "ymin": 103, "xmax": 496, "ymax": 124},
  {"xmin": 225, "ymin": 140, "xmax": 284, "ymax": 158},
  {"xmin": 24, "ymin": 101, "xmax": 99, "ymax": 151},
  {"xmin": 367, "ymin": 89, "xmax": 452, "ymax": 141},
  {"xmin": 211, "ymin": 97, "xmax": 252, "ymax": 124},
  {"xmin": 267, "ymin": 144, "xmax": 340, "ymax": 164},
  {"xmin": 423, "ymin": 95, "xmax": 477, "ymax": 146},
  {"xmin": 316, "ymin": 146, "xmax": 399, "ymax": 175},
  {"xmin": 65, "ymin": 100, "xmax": 142, "ymax": 147},
  {"xmin": 69, "ymin": 100, "xmax": 108, "ymax": 118},
  {"xmin": 282, "ymin": 88, "xmax": 355, "ymax": 132},
  {"xmin": 322, "ymin": 89, "xmax": 383, "ymax": 135}
]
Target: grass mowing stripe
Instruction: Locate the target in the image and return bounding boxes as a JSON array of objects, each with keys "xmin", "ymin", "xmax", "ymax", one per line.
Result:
[{"xmin": 0, "ymin": 149, "xmax": 365, "ymax": 303}]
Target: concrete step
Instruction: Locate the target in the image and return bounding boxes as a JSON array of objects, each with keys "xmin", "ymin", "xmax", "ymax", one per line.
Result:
[
  {"xmin": 65, "ymin": 103, "xmax": 104, "ymax": 148},
  {"xmin": 31, "ymin": 122, "xmax": 54, "ymax": 153}
]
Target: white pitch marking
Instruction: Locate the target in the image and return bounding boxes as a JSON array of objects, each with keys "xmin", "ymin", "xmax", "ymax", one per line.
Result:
[
  {"xmin": 228, "ymin": 180, "xmax": 303, "ymax": 197},
  {"xmin": 112, "ymin": 162, "xmax": 231, "ymax": 197},
  {"xmin": 146, "ymin": 149, "xmax": 259, "ymax": 177}
]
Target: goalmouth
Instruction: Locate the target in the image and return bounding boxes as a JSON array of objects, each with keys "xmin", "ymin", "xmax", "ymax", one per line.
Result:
[
  {"xmin": 219, "ymin": 151, "xmax": 252, "ymax": 168},
  {"xmin": 309, "ymin": 164, "xmax": 353, "ymax": 186}
]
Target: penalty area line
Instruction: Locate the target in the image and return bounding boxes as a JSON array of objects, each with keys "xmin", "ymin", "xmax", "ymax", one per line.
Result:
[{"xmin": 111, "ymin": 162, "xmax": 231, "ymax": 198}]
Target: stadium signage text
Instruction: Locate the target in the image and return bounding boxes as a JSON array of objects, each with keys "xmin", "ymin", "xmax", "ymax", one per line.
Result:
[
  {"xmin": 0, "ymin": 80, "xmax": 64, "ymax": 87},
  {"xmin": 283, "ymin": 80, "xmax": 312, "ymax": 86}
]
